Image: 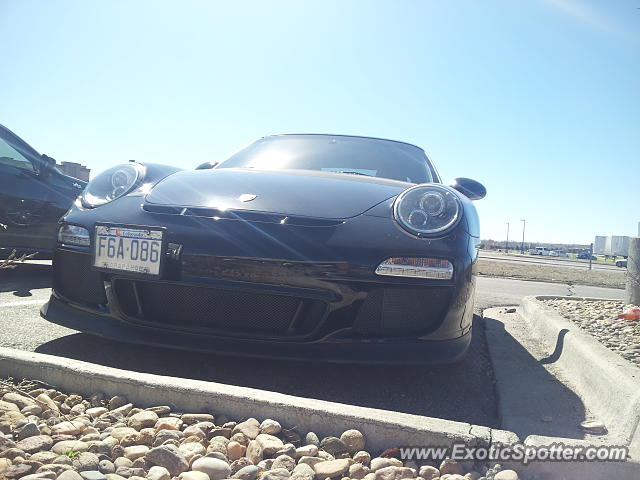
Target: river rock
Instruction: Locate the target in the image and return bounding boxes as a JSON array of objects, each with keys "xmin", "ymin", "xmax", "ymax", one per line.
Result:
[
  {"xmin": 370, "ymin": 458, "xmax": 402, "ymax": 471},
  {"xmin": 418, "ymin": 466, "xmax": 439, "ymax": 480},
  {"xmin": 17, "ymin": 422, "xmax": 40, "ymax": 440},
  {"xmin": 291, "ymin": 463, "xmax": 314, "ymax": 480},
  {"xmin": 147, "ymin": 465, "xmax": 171, "ymax": 480},
  {"xmin": 439, "ymin": 459, "xmax": 463, "ymax": 476},
  {"xmin": 339, "ymin": 430, "xmax": 365, "ymax": 454},
  {"xmin": 232, "ymin": 419, "xmax": 260, "ymax": 440},
  {"xmin": 373, "ymin": 466, "xmax": 415, "ymax": 480},
  {"xmin": 353, "ymin": 451, "xmax": 371, "ymax": 466},
  {"xmin": 494, "ymin": 470, "xmax": 519, "ymax": 480},
  {"xmin": 313, "ymin": 459, "xmax": 350, "ymax": 478},
  {"xmin": 272, "ymin": 455, "xmax": 296, "ymax": 472},
  {"xmin": 3, "ymin": 392, "xmax": 36, "ymax": 410},
  {"xmin": 79, "ymin": 471, "xmax": 107, "ymax": 480},
  {"xmin": 232, "ymin": 464, "xmax": 261, "ymax": 480},
  {"xmin": 58, "ymin": 471, "xmax": 84, "ymax": 480},
  {"xmin": 145, "ymin": 445, "xmax": 189, "ymax": 476},
  {"xmin": 256, "ymin": 434, "xmax": 284, "ymax": 455},
  {"xmin": 246, "ymin": 439, "xmax": 263, "ymax": 464},
  {"xmin": 260, "ymin": 419, "xmax": 282, "ymax": 435},
  {"xmin": 123, "ymin": 445, "xmax": 149, "ymax": 460},
  {"xmin": 349, "ymin": 463, "xmax": 370, "ymax": 479},
  {"xmin": 179, "ymin": 472, "xmax": 210, "ymax": 480},
  {"xmin": 52, "ymin": 440, "xmax": 90, "ymax": 455},
  {"xmin": 16, "ymin": 435, "xmax": 53, "ymax": 453},
  {"xmin": 262, "ymin": 468, "xmax": 291, "ymax": 480},
  {"xmin": 319, "ymin": 437, "xmax": 347, "ymax": 457},
  {"xmin": 52, "ymin": 421, "xmax": 87, "ymax": 436},
  {"xmin": 192, "ymin": 457, "xmax": 231, "ymax": 480},
  {"xmin": 73, "ymin": 452, "xmax": 101, "ymax": 472},
  {"xmin": 129, "ymin": 411, "xmax": 158, "ymax": 431}
]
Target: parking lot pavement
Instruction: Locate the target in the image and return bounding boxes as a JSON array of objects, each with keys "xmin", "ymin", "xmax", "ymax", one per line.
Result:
[
  {"xmin": 484, "ymin": 308, "xmax": 595, "ymax": 442},
  {"xmin": 474, "ymin": 276, "xmax": 624, "ymax": 310},
  {"xmin": 0, "ymin": 263, "xmax": 500, "ymax": 427}
]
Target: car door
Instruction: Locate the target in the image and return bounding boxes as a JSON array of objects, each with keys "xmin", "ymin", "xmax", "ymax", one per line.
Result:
[{"xmin": 0, "ymin": 128, "xmax": 80, "ymax": 253}]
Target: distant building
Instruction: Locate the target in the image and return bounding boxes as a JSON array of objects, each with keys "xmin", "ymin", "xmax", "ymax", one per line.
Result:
[
  {"xmin": 58, "ymin": 161, "xmax": 90, "ymax": 181},
  {"xmin": 594, "ymin": 235, "xmax": 630, "ymax": 257}
]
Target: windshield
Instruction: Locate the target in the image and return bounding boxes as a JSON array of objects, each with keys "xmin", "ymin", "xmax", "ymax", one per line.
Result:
[
  {"xmin": 0, "ymin": 135, "xmax": 37, "ymax": 172},
  {"xmin": 0, "ymin": 124, "xmax": 61, "ymax": 174},
  {"xmin": 217, "ymin": 134, "xmax": 437, "ymax": 184}
]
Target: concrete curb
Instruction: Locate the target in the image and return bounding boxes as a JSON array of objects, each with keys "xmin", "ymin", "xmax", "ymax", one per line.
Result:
[
  {"xmin": 519, "ymin": 296, "xmax": 640, "ymax": 455},
  {"xmin": 0, "ymin": 346, "xmax": 518, "ymax": 453}
]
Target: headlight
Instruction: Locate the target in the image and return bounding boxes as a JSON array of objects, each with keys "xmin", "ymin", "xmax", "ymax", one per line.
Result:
[
  {"xmin": 82, "ymin": 163, "xmax": 143, "ymax": 208},
  {"xmin": 393, "ymin": 184, "xmax": 461, "ymax": 236}
]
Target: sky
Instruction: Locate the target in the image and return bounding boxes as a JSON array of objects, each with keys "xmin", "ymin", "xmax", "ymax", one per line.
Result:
[{"xmin": 1, "ymin": 0, "xmax": 638, "ymax": 244}]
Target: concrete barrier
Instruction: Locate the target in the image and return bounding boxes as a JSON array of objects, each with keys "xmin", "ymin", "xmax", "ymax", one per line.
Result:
[
  {"xmin": 3, "ymin": 332, "xmax": 639, "ymax": 478},
  {"xmin": 519, "ymin": 296, "xmax": 640, "ymax": 457},
  {"xmin": 0, "ymin": 346, "xmax": 517, "ymax": 453}
]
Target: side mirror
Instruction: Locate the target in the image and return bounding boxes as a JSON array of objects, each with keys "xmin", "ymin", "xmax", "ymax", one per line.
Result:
[
  {"xmin": 40, "ymin": 154, "xmax": 57, "ymax": 175},
  {"xmin": 196, "ymin": 161, "xmax": 219, "ymax": 170},
  {"xmin": 450, "ymin": 177, "xmax": 486, "ymax": 200}
]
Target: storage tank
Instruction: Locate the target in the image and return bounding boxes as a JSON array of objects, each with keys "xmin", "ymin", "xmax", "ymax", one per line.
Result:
[
  {"xmin": 610, "ymin": 236, "xmax": 630, "ymax": 257},
  {"xmin": 594, "ymin": 236, "xmax": 606, "ymax": 255}
]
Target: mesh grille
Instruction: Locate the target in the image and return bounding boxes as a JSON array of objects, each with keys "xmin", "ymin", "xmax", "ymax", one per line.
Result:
[
  {"xmin": 115, "ymin": 280, "xmax": 321, "ymax": 336},
  {"xmin": 53, "ymin": 249, "xmax": 107, "ymax": 306},
  {"xmin": 353, "ymin": 287, "xmax": 452, "ymax": 335}
]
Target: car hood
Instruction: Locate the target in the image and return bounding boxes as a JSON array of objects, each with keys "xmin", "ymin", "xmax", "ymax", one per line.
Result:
[{"xmin": 145, "ymin": 168, "xmax": 411, "ymax": 219}]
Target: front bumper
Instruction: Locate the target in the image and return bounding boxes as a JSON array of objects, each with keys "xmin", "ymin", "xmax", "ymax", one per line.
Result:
[
  {"xmin": 43, "ymin": 196, "xmax": 478, "ymax": 363},
  {"xmin": 41, "ymin": 294, "xmax": 471, "ymax": 364}
]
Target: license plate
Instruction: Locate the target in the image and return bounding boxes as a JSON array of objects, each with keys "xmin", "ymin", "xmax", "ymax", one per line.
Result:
[{"xmin": 93, "ymin": 224, "xmax": 165, "ymax": 276}]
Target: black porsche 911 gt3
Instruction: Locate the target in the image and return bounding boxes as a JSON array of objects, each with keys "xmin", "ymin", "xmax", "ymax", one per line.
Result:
[{"xmin": 42, "ymin": 134, "xmax": 486, "ymax": 363}]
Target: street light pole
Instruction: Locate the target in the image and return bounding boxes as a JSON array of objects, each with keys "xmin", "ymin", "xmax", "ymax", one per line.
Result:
[
  {"xmin": 506, "ymin": 222, "xmax": 510, "ymax": 253},
  {"xmin": 520, "ymin": 219, "xmax": 526, "ymax": 254}
]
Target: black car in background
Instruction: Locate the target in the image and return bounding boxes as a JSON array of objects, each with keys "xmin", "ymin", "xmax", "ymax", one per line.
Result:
[
  {"xmin": 0, "ymin": 124, "xmax": 86, "ymax": 257},
  {"xmin": 43, "ymin": 134, "xmax": 486, "ymax": 363}
]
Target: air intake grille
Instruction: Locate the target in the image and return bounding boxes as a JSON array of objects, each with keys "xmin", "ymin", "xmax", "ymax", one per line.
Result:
[
  {"xmin": 53, "ymin": 249, "xmax": 107, "ymax": 306},
  {"xmin": 353, "ymin": 287, "xmax": 452, "ymax": 335},
  {"xmin": 114, "ymin": 279, "xmax": 325, "ymax": 337}
]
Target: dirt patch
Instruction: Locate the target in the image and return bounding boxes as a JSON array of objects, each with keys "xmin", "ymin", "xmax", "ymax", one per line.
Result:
[{"xmin": 476, "ymin": 259, "xmax": 625, "ymax": 289}]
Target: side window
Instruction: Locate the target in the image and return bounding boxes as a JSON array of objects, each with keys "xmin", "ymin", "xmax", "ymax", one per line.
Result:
[{"xmin": 0, "ymin": 138, "xmax": 36, "ymax": 172}]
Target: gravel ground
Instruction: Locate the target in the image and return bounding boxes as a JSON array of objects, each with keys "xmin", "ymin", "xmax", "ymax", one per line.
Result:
[
  {"xmin": 0, "ymin": 379, "xmax": 520, "ymax": 480},
  {"xmin": 540, "ymin": 298, "xmax": 640, "ymax": 366},
  {"xmin": 477, "ymin": 259, "xmax": 625, "ymax": 289}
]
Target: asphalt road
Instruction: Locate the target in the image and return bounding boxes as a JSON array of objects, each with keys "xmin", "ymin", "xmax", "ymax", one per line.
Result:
[
  {"xmin": 0, "ymin": 263, "xmax": 624, "ymax": 429},
  {"xmin": 479, "ymin": 251, "xmax": 624, "ymax": 272}
]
